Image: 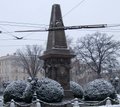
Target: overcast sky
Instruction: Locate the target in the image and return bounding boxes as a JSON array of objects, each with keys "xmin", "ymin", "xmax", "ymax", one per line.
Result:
[{"xmin": 0, "ymin": 0, "xmax": 120, "ymax": 56}]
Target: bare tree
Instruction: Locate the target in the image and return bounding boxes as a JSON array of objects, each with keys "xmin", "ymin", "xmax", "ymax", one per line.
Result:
[
  {"xmin": 74, "ymin": 32, "xmax": 120, "ymax": 78},
  {"xmin": 66, "ymin": 35, "xmax": 73, "ymax": 48},
  {"xmin": 16, "ymin": 45, "xmax": 43, "ymax": 79}
]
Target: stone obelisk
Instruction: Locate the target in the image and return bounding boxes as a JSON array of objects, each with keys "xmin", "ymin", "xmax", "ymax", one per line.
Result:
[{"xmin": 41, "ymin": 4, "xmax": 75, "ymax": 99}]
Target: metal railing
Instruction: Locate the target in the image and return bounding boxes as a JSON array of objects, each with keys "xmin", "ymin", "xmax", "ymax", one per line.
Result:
[{"xmin": 2, "ymin": 96, "xmax": 120, "ymax": 107}]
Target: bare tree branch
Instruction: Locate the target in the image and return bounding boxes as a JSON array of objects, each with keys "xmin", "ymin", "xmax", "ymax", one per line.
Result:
[
  {"xmin": 16, "ymin": 45, "xmax": 43, "ymax": 79},
  {"xmin": 74, "ymin": 32, "xmax": 120, "ymax": 78}
]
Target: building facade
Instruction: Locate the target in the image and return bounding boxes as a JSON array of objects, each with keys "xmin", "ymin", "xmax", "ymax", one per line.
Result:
[{"xmin": 0, "ymin": 54, "xmax": 44, "ymax": 92}]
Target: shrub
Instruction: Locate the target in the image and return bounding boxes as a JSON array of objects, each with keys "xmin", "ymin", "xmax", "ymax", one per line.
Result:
[
  {"xmin": 84, "ymin": 79, "xmax": 117, "ymax": 101},
  {"xmin": 23, "ymin": 83, "xmax": 34, "ymax": 103},
  {"xmin": 23, "ymin": 78, "xmax": 64, "ymax": 103},
  {"xmin": 36, "ymin": 78, "xmax": 64, "ymax": 103},
  {"xmin": 70, "ymin": 81, "xmax": 84, "ymax": 99},
  {"xmin": 3, "ymin": 80, "xmax": 27, "ymax": 103}
]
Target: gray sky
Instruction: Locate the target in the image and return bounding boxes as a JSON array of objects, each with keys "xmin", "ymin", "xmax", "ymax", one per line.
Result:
[{"xmin": 0, "ymin": 0, "xmax": 120, "ymax": 56}]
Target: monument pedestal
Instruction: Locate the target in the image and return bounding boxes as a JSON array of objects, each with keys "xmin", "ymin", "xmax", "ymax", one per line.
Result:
[
  {"xmin": 63, "ymin": 90, "xmax": 74, "ymax": 100},
  {"xmin": 40, "ymin": 4, "xmax": 75, "ymax": 107}
]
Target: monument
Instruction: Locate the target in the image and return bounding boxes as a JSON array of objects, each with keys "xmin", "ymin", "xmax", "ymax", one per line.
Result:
[{"xmin": 41, "ymin": 4, "xmax": 75, "ymax": 99}]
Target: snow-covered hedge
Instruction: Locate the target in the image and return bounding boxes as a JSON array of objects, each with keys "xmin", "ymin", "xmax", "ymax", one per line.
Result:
[
  {"xmin": 3, "ymin": 80, "xmax": 27, "ymax": 103},
  {"xmin": 4, "ymin": 78, "xmax": 64, "ymax": 103},
  {"xmin": 36, "ymin": 78, "xmax": 64, "ymax": 103},
  {"xmin": 23, "ymin": 83, "xmax": 34, "ymax": 103},
  {"xmin": 23, "ymin": 78, "xmax": 64, "ymax": 103},
  {"xmin": 70, "ymin": 81, "xmax": 84, "ymax": 99},
  {"xmin": 84, "ymin": 79, "xmax": 117, "ymax": 101}
]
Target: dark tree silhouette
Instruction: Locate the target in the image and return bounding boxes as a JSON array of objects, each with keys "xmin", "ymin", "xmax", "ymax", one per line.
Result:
[
  {"xmin": 75, "ymin": 32, "xmax": 120, "ymax": 78},
  {"xmin": 16, "ymin": 45, "xmax": 43, "ymax": 79}
]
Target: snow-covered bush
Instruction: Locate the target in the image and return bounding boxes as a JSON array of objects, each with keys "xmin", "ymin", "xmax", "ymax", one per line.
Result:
[
  {"xmin": 23, "ymin": 78, "xmax": 64, "ymax": 103},
  {"xmin": 23, "ymin": 83, "xmax": 34, "ymax": 103},
  {"xmin": 70, "ymin": 81, "xmax": 84, "ymax": 99},
  {"xmin": 23, "ymin": 78, "xmax": 38, "ymax": 103},
  {"xmin": 36, "ymin": 78, "xmax": 64, "ymax": 103},
  {"xmin": 4, "ymin": 78, "xmax": 64, "ymax": 103},
  {"xmin": 3, "ymin": 80, "xmax": 27, "ymax": 103},
  {"xmin": 84, "ymin": 79, "xmax": 117, "ymax": 101}
]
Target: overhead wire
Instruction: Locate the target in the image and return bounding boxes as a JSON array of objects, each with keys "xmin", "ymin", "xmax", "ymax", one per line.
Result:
[
  {"xmin": 0, "ymin": 20, "xmax": 47, "ymax": 25},
  {"xmin": 62, "ymin": 0, "xmax": 86, "ymax": 18},
  {"xmin": 107, "ymin": 24, "xmax": 120, "ymax": 27},
  {"xmin": 0, "ymin": 1, "xmax": 120, "ymax": 49},
  {"xmin": 1, "ymin": 24, "xmax": 120, "ymax": 33},
  {"xmin": 0, "ymin": 44, "xmax": 43, "ymax": 47},
  {"xmin": 0, "ymin": 39, "xmax": 46, "ymax": 41},
  {"xmin": 0, "ymin": 0, "xmax": 120, "ymax": 34},
  {"xmin": 0, "ymin": 0, "xmax": 86, "ymax": 30},
  {"xmin": 0, "ymin": 26, "xmax": 47, "ymax": 48},
  {"xmin": 76, "ymin": 29, "xmax": 120, "ymax": 33},
  {"xmin": 0, "ymin": 23, "xmax": 48, "ymax": 28},
  {"xmin": 0, "ymin": 1, "xmax": 120, "ymax": 34},
  {"xmin": 0, "ymin": 25, "xmax": 40, "ymax": 39},
  {"xmin": 0, "ymin": 26, "xmax": 17, "ymax": 38},
  {"xmin": 0, "ymin": 0, "xmax": 87, "ymax": 27},
  {"xmin": 0, "ymin": 23, "xmax": 120, "ymax": 32},
  {"xmin": 0, "ymin": 24, "xmax": 120, "ymax": 35},
  {"xmin": 0, "ymin": 21, "xmax": 49, "ymax": 28}
]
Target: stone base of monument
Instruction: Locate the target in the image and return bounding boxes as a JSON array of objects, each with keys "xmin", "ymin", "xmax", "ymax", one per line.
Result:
[{"xmin": 63, "ymin": 90, "xmax": 74, "ymax": 100}]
